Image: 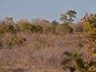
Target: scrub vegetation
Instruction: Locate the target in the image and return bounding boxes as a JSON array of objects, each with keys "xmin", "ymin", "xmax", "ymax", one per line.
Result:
[{"xmin": 0, "ymin": 10, "xmax": 96, "ymax": 72}]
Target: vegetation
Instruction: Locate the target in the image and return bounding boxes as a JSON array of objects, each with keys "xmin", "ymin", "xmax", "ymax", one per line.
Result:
[
  {"xmin": 6, "ymin": 38, "xmax": 15, "ymax": 48},
  {"xmin": 56, "ymin": 23, "xmax": 73, "ymax": 35},
  {"xmin": 59, "ymin": 10, "xmax": 77, "ymax": 23},
  {"xmin": 0, "ymin": 10, "xmax": 96, "ymax": 72}
]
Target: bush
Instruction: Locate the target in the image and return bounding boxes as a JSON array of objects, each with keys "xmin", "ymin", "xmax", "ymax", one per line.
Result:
[
  {"xmin": 6, "ymin": 38, "xmax": 14, "ymax": 48},
  {"xmin": 81, "ymin": 13, "xmax": 96, "ymax": 51},
  {"xmin": 43, "ymin": 26, "xmax": 56, "ymax": 34},
  {"xmin": 81, "ymin": 13, "xmax": 96, "ymax": 72},
  {"xmin": 61, "ymin": 51, "xmax": 85, "ymax": 72},
  {"xmin": 51, "ymin": 20, "xmax": 58, "ymax": 27},
  {"xmin": 20, "ymin": 22, "xmax": 36, "ymax": 33},
  {"xmin": 6, "ymin": 24, "xmax": 15, "ymax": 33},
  {"xmin": 56, "ymin": 23, "xmax": 73, "ymax": 35},
  {"xmin": 35, "ymin": 25, "xmax": 43, "ymax": 33},
  {"xmin": 16, "ymin": 36, "xmax": 26, "ymax": 46},
  {"xmin": 48, "ymin": 20, "xmax": 59, "ymax": 34}
]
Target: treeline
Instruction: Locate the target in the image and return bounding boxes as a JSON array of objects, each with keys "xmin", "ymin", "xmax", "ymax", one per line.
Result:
[
  {"xmin": 0, "ymin": 18, "xmax": 83, "ymax": 36},
  {"xmin": 0, "ymin": 10, "xmax": 83, "ymax": 35}
]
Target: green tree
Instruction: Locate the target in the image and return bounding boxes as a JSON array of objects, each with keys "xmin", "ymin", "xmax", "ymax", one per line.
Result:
[
  {"xmin": 59, "ymin": 14, "xmax": 68, "ymax": 23},
  {"xmin": 60, "ymin": 10, "xmax": 77, "ymax": 23},
  {"xmin": 66, "ymin": 10, "xmax": 77, "ymax": 23}
]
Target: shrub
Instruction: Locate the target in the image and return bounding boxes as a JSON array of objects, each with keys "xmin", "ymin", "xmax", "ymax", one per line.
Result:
[
  {"xmin": 6, "ymin": 38, "xmax": 15, "ymax": 48},
  {"xmin": 80, "ymin": 13, "xmax": 96, "ymax": 72},
  {"xmin": 20, "ymin": 22, "xmax": 36, "ymax": 33},
  {"xmin": 47, "ymin": 20, "xmax": 59, "ymax": 34},
  {"xmin": 81, "ymin": 13, "xmax": 96, "ymax": 52},
  {"xmin": 35, "ymin": 25, "xmax": 43, "ymax": 33},
  {"xmin": 56, "ymin": 23, "xmax": 73, "ymax": 35},
  {"xmin": 6, "ymin": 24, "xmax": 15, "ymax": 33},
  {"xmin": 61, "ymin": 51, "xmax": 85, "ymax": 72},
  {"xmin": 16, "ymin": 36, "xmax": 26, "ymax": 46},
  {"xmin": 43, "ymin": 26, "xmax": 56, "ymax": 34},
  {"xmin": 51, "ymin": 20, "xmax": 58, "ymax": 27}
]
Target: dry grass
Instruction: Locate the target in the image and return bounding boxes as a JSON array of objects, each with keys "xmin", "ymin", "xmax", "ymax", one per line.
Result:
[{"xmin": 0, "ymin": 32, "xmax": 85, "ymax": 72}]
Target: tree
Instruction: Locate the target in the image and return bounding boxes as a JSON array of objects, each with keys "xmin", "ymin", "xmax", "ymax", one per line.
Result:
[
  {"xmin": 51, "ymin": 20, "xmax": 58, "ymax": 26},
  {"xmin": 59, "ymin": 14, "xmax": 68, "ymax": 23},
  {"xmin": 66, "ymin": 10, "xmax": 77, "ymax": 23},
  {"xmin": 60, "ymin": 10, "xmax": 77, "ymax": 23}
]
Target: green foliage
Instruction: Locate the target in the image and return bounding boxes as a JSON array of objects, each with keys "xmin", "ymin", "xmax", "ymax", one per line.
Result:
[
  {"xmin": 6, "ymin": 38, "xmax": 14, "ymax": 48},
  {"xmin": 43, "ymin": 27, "xmax": 49, "ymax": 34},
  {"xmin": 20, "ymin": 22, "xmax": 43, "ymax": 33},
  {"xmin": 60, "ymin": 10, "xmax": 77, "ymax": 23},
  {"xmin": 76, "ymin": 57, "xmax": 85, "ymax": 69},
  {"xmin": 20, "ymin": 22, "xmax": 36, "ymax": 32},
  {"xmin": 81, "ymin": 13, "xmax": 96, "ymax": 53},
  {"xmin": 49, "ymin": 20, "xmax": 58, "ymax": 34},
  {"xmin": 16, "ymin": 36, "xmax": 26, "ymax": 45},
  {"xmin": 35, "ymin": 25, "xmax": 43, "ymax": 33},
  {"xmin": 66, "ymin": 10, "xmax": 77, "ymax": 23},
  {"xmin": 56, "ymin": 23, "xmax": 73, "ymax": 35},
  {"xmin": 6, "ymin": 36, "xmax": 26, "ymax": 47},
  {"xmin": 61, "ymin": 51, "xmax": 85, "ymax": 72},
  {"xmin": 60, "ymin": 13, "xmax": 69, "ymax": 23},
  {"xmin": 82, "ymin": 13, "xmax": 96, "ymax": 32},
  {"xmin": 6, "ymin": 24, "xmax": 14, "ymax": 33},
  {"xmin": 74, "ymin": 13, "xmax": 96, "ymax": 72},
  {"xmin": 51, "ymin": 20, "xmax": 58, "ymax": 26}
]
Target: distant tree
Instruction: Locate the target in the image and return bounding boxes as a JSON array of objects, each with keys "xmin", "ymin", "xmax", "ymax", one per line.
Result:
[
  {"xmin": 66, "ymin": 10, "xmax": 77, "ymax": 23},
  {"xmin": 51, "ymin": 20, "xmax": 58, "ymax": 26},
  {"xmin": 60, "ymin": 10, "xmax": 77, "ymax": 24},
  {"xmin": 59, "ymin": 14, "xmax": 68, "ymax": 23}
]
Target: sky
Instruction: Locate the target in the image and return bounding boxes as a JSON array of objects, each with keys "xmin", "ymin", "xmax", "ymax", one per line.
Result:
[{"xmin": 0, "ymin": 0, "xmax": 96, "ymax": 22}]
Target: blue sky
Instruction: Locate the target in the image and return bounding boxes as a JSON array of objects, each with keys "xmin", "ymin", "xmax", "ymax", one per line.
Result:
[{"xmin": 0, "ymin": 0, "xmax": 96, "ymax": 22}]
